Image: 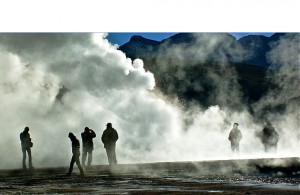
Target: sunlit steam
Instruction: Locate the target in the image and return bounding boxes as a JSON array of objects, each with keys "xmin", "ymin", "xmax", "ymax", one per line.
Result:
[{"xmin": 0, "ymin": 33, "xmax": 298, "ymax": 169}]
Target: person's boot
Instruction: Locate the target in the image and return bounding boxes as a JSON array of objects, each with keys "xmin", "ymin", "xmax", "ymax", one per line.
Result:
[
  {"xmin": 80, "ymin": 171, "xmax": 85, "ymax": 177},
  {"xmin": 66, "ymin": 168, "xmax": 72, "ymax": 176},
  {"xmin": 29, "ymin": 163, "xmax": 34, "ymax": 170},
  {"xmin": 22, "ymin": 161, "xmax": 27, "ymax": 170}
]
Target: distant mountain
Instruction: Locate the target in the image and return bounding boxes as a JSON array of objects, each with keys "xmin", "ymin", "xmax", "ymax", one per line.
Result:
[
  {"xmin": 160, "ymin": 33, "xmax": 199, "ymax": 45},
  {"xmin": 118, "ymin": 33, "xmax": 290, "ymax": 113},
  {"xmin": 120, "ymin": 33, "xmax": 287, "ymax": 68},
  {"xmin": 238, "ymin": 33, "xmax": 287, "ymax": 67},
  {"xmin": 238, "ymin": 35, "xmax": 270, "ymax": 67},
  {"xmin": 119, "ymin": 35, "xmax": 160, "ymax": 59}
]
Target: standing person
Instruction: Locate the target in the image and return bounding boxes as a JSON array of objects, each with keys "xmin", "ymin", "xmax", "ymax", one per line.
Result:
[
  {"xmin": 101, "ymin": 123, "xmax": 118, "ymax": 166},
  {"xmin": 20, "ymin": 127, "xmax": 34, "ymax": 170},
  {"xmin": 228, "ymin": 123, "xmax": 242, "ymax": 152},
  {"xmin": 67, "ymin": 132, "xmax": 84, "ymax": 177},
  {"xmin": 261, "ymin": 121, "xmax": 279, "ymax": 152},
  {"xmin": 81, "ymin": 127, "xmax": 96, "ymax": 167}
]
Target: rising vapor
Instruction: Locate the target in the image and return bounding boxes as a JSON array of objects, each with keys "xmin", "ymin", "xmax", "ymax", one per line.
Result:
[
  {"xmin": 0, "ymin": 33, "xmax": 165, "ymax": 168},
  {"xmin": 0, "ymin": 33, "xmax": 298, "ymax": 170}
]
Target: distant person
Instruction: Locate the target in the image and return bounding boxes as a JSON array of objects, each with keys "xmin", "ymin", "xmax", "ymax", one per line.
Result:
[
  {"xmin": 228, "ymin": 123, "xmax": 242, "ymax": 152},
  {"xmin": 67, "ymin": 132, "xmax": 84, "ymax": 177},
  {"xmin": 81, "ymin": 127, "xmax": 96, "ymax": 167},
  {"xmin": 20, "ymin": 127, "xmax": 34, "ymax": 170},
  {"xmin": 261, "ymin": 121, "xmax": 279, "ymax": 152},
  {"xmin": 101, "ymin": 123, "xmax": 118, "ymax": 166}
]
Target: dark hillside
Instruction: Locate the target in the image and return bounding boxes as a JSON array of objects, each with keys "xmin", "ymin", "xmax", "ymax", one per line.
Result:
[{"xmin": 118, "ymin": 33, "xmax": 291, "ymax": 111}]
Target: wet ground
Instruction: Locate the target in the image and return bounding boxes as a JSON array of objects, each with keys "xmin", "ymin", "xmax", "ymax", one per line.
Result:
[{"xmin": 0, "ymin": 157, "xmax": 299, "ymax": 194}]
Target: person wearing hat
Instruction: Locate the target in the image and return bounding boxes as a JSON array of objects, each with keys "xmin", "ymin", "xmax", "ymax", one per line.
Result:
[
  {"xmin": 228, "ymin": 123, "xmax": 242, "ymax": 152},
  {"xmin": 67, "ymin": 132, "xmax": 84, "ymax": 177},
  {"xmin": 81, "ymin": 127, "xmax": 96, "ymax": 167},
  {"xmin": 101, "ymin": 123, "xmax": 119, "ymax": 165},
  {"xmin": 20, "ymin": 126, "xmax": 34, "ymax": 170}
]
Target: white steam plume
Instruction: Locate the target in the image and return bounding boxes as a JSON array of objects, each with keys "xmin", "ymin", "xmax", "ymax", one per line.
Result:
[
  {"xmin": 0, "ymin": 33, "xmax": 160, "ymax": 168},
  {"xmin": 0, "ymin": 33, "xmax": 298, "ymax": 170},
  {"xmin": 253, "ymin": 33, "xmax": 300, "ymax": 156}
]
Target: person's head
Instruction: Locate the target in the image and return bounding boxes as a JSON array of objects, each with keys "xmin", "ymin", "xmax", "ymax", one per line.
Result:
[
  {"xmin": 233, "ymin": 123, "xmax": 239, "ymax": 128},
  {"xmin": 106, "ymin": 123, "xmax": 112, "ymax": 128},
  {"xmin": 68, "ymin": 132, "xmax": 75, "ymax": 139},
  {"xmin": 84, "ymin": 127, "xmax": 89, "ymax": 132},
  {"xmin": 24, "ymin": 127, "xmax": 29, "ymax": 133},
  {"xmin": 267, "ymin": 121, "xmax": 272, "ymax": 126}
]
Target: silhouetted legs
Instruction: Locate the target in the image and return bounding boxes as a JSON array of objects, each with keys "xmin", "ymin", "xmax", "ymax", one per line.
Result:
[
  {"xmin": 264, "ymin": 143, "xmax": 277, "ymax": 153},
  {"xmin": 230, "ymin": 142, "xmax": 239, "ymax": 152},
  {"xmin": 82, "ymin": 151, "xmax": 86, "ymax": 167},
  {"xmin": 22, "ymin": 147, "xmax": 33, "ymax": 170},
  {"xmin": 67, "ymin": 154, "xmax": 84, "ymax": 176},
  {"xmin": 82, "ymin": 148, "xmax": 93, "ymax": 167},
  {"xmin": 105, "ymin": 145, "xmax": 117, "ymax": 165}
]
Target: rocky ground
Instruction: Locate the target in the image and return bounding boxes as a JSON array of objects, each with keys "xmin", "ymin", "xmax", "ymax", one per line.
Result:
[{"xmin": 0, "ymin": 157, "xmax": 299, "ymax": 194}]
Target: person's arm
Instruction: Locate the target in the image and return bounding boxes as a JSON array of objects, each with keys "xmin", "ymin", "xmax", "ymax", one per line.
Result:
[
  {"xmin": 114, "ymin": 130, "xmax": 119, "ymax": 142},
  {"xmin": 101, "ymin": 131, "xmax": 105, "ymax": 144},
  {"xmin": 228, "ymin": 131, "xmax": 232, "ymax": 140},
  {"xmin": 26, "ymin": 134, "xmax": 31, "ymax": 143},
  {"xmin": 91, "ymin": 130, "xmax": 96, "ymax": 138},
  {"xmin": 274, "ymin": 131, "xmax": 279, "ymax": 140}
]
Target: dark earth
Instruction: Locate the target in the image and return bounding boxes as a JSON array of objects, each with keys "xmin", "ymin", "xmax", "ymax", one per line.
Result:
[{"xmin": 0, "ymin": 157, "xmax": 299, "ymax": 194}]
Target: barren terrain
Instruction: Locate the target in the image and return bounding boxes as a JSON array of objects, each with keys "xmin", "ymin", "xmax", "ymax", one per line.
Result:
[{"xmin": 0, "ymin": 157, "xmax": 299, "ymax": 194}]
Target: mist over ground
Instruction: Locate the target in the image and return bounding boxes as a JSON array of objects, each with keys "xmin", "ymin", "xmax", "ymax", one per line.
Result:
[{"xmin": 0, "ymin": 33, "xmax": 298, "ymax": 169}]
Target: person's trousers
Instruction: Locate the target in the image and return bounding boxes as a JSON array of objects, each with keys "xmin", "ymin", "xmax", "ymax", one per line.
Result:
[
  {"xmin": 82, "ymin": 148, "xmax": 93, "ymax": 166},
  {"xmin": 264, "ymin": 143, "xmax": 277, "ymax": 153},
  {"xmin": 67, "ymin": 154, "xmax": 84, "ymax": 176},
  {"xmin": 230, "ymin": 142, "xmax": 239, "ymax": 152},
  {"xmin": 22, "ymin": 147, "xmax": 33, "ymax": 169},
  {"xmin": 105, "ymin": 144, "xmax": 117, "ymax": 165}
]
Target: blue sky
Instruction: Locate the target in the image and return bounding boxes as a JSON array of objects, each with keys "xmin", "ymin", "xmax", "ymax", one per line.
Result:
[{"xmin": 106, "ymin": 33, "xmax": 275, "ymax": 46}]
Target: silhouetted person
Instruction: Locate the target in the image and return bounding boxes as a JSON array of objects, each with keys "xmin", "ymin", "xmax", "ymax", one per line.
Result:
[
  {"xmin": 101, "ymin": 123, "xmax": 118, "ymax": 165},
  {"xmin": 20, "ymin": 127, "xmax": 33, "ymax": 170},
  {"xmin": 67, "ymin": 132, "xmax": 84, "ymax": 177},
  {"xmin": 261, "ymin": 121, "xmax": 279, "ymax": 152},
  {"xmin": 228, "ymin": 123, "xmax": 242, "ymax": 152},
  {"xmin": 81, "ymin": 127, "xmax": 96, "ymax": 167}
]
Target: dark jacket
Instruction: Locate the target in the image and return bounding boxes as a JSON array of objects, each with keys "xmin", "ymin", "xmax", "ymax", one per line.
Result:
[
  {"xmin": 81, "ymin": 130, "xmax": 96, "ymax": 149},
  {"xmin": 20, "ymin": 131, "xmax": 32, "ymax": 148},
  {"xmin": 228, "ymin": 128, "xmax": 242, "ymax": 143},
  {"xmin": 101, "ymin": 127, "xmax": 118, "ymax": 147},
  {"xmin": 262, "ymin": 125, "xmax": 279, "ymax": 145},
  {"xmin": 71, "ymin": 137, "xmax": 81, "ymax": 156}
]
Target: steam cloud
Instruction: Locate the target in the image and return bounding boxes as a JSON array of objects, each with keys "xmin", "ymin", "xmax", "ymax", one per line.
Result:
[{"xmin": 0, "ymin": 33, "xmax": 298, "ymax": 169}]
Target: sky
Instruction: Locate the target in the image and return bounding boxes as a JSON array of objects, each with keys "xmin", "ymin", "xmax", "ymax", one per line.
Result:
[{"xmin": 106, "ymin": 33, "xmax": 275, "ymax": 46}]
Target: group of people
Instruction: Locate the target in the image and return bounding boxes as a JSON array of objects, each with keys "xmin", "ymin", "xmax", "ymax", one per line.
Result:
[
  {"xmin": 228, "ymin": 121, "xmax": 280, "ymax": 153},
  {"xmin": 20, "ymin": 120, "xmax": 280, "ymax": 176},
  {"xmin": 20, "ymin": 122, "xmax": 119, "ymax": 176}
]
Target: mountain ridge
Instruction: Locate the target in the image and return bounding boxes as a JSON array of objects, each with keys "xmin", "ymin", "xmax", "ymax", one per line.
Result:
[
  {"xmin": 120, "ymin": 32, "xmax": 287, "ymax": 68},
  {"xmin": 117, "ymin": 33, "xmax": 294, "ymax": 119}
]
